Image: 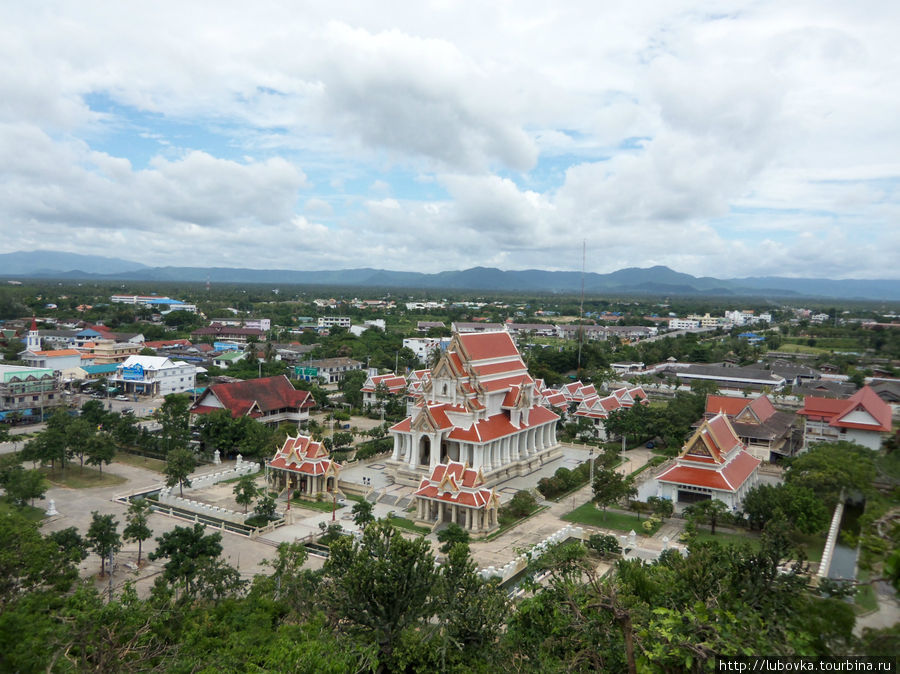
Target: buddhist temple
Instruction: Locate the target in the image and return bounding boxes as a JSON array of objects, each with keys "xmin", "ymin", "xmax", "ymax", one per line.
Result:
[
  {"xmin": 267, "ymin": 434, "xmax": 341, "ymax": 498},
  {"xmin": 412, "ymin": 460, "xmax": 500, "ymax": 532},
  {"xmin": 388, "ymin": 330, "xmax": 560, "ymax": 486}
]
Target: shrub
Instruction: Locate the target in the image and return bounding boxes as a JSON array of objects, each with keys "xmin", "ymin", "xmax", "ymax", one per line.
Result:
[{"xmin": 587, "ymin": 533, "xmax": 621, "ymax": 559}]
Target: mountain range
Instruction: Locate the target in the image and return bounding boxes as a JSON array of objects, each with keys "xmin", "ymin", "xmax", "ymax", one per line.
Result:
[{"xmin": 0, "ymin": 250, "xmax": 897, "ymax": 301}]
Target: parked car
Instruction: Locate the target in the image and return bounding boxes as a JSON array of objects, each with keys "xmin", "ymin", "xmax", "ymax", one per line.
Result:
[{"xmin": 116, "ymin": 395, "xmax": 128, "ymax": 401}]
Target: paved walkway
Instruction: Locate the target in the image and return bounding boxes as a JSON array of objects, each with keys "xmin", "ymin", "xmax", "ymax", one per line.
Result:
[{"xmin": 467, "ymin": 447, "xmax": 671, "ymax": 568}]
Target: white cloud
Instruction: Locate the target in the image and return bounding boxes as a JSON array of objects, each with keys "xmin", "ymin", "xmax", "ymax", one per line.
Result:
[{"xmin": 0, "ymin": 1, "xmax": 898, "ymax": 279}]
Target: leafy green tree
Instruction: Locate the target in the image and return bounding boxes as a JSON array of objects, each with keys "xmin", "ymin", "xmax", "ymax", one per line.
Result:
[
  {"xmin": 587, "ymin": 533, "xmax": 622, "ymax": 559},
  {"xmin": 252, "ymin": 494, "xmax": 278, "ymax": 523},
  {"xmin": 684, "ymin": 498, "xmax": 730, "ymax": 535},
  {"xmin": 48, "ymin": 527, "xmax": 88, "ymax": 564},
  {"xmin": 785, "ymin": 441, "xmax": 877, "ymax": 508},
  {"xmin": 233, "ymin": 474, "xmax": 260, "ymax": 513},
  {"xmin": 155, "ymin": 394, "xmax": 191, "ymax": 454},
  {"xmin": 436, "ymin": 522, "xmax": 470, "ymax": 554},
  {"xmin": 592, "ymin": 468, "xmax": 636, "ymax": 516},
  {"xmin": 79, "ymin": 399, "xmax": 109, "ymax": 427},
  {"xmin": 646, "ymin": 495, "xmax": 674, "ymax": 520},
  {"xmin": 0, "ymin": 511, "xmax": 80, "ymax": 607},
  {"xmin": 0, "ymin": 465, "xmax": 47, "ymax": 507},
  {"xmin": 506, "ymin": 490, "xmax": 538, "ymax": 518},
  {"xmin": 148, "ymin": 524, "xmax": 238, "ymax": 599},
  {"xmin": 323, "ymin": 520, "xmax": 437, "ymax": 669},
  {"xmin": 86, "ymin": 512, "xmax": 121, "ymax": 577},
  {"xmin": 350, "ymin": 499, "xmax": 375, "ymax": 529},
  {"xmin": 85, "ymin": 431, "xmax": 116, "ymax": 474},
  {"xmin": 66, "ymin": 418, "xmax": 95, "ymax": 467},
  {"xmin": 123, "ymin": 498, "xmax": 153, "ymax": 565},
  {"xmin": 337, "ymin": 369, "xmax": 368, "ymax": 409},
  {"xmin": 164, "ymin": 448, "xmax": 196, "ymax": 497},
  {"xmin": 741, "ymin": 483, "xmax": 829, "ymax": 534}
]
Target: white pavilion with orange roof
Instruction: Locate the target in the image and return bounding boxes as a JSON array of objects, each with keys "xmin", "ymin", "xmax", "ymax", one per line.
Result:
[
  {"xmin": 645, "ymin": 412, "xmax": 761, "ymax": 510},
  {"xmin": 412, "ymin": 460, "xmax": 500, "ymax": 532},
  {"xmin": 388, "ymin": 330, "xmax": 560, "ymax": 486},
  {"xmin": 267, "ymin": 434, "xmax": 342, "ymax": 498}
]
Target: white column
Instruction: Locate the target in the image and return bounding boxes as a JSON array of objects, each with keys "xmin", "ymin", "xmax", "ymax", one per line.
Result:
[
  {"xmin": 429, "ymin": 433, "xmax": 440, "ymax": 470},
  {"xmin": 391, "ymin": 434, "xmax": 401, "ymax": 461},
  {"xmin": 409, "ymin": 433, "xmax": 419, "ymax": 469},
  {"xmin": 482, "ymin": 444, "xmax": 492, "ymax": 471}
]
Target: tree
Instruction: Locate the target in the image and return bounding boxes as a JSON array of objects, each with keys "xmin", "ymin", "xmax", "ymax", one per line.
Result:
[
  {"xmin": 123, "ymin": 498, "xmax": 153, "ymax": 565},
  {"xmin": 148, "ymin": 524, "xmax": 229, "ymax": 598},
  {"xmin": 592, "ymin": 468, "xmax": 637, "ymax": 515},
  {"xmin": 785, "ymin": 441, "xmax": 876, "ymax": 508},
  {"xmin": 337, "ymin": 369, "xmax": 368, "ymax": 409},
  {"xmin": 1, "ymin": 466, "xmax": 47, "ymax": 507},
  {"xmin": 684, "ymin": 498, "xmax": 729, "ymax": 535},
  {"xmin": 84, "ymin": 432, "xmax": 116, "ymax": 474},
  {"xmin": 587, "ymin": 533, "xmax": 622, "ymax": 559},
  {"xmin": 155, "ymin": 394, "xmax": 191, "ymax": 454},
  {"xmin": 436, "ymin": 522, "xmax": 470, "ymax": 554},
  {"xmin": 323, "ymin": 520, "xmax": 438, "ymax": 670},
  {"xmin": 351, "ymin": 499, "xmax": 375, "ymax": 529},
  {"xmin": 252, "ymin": 494, "xmax": 278, "ymax": 523},
  {"xmin": 646, "ymin": 496, "xmax": 674, "ymax": 520},
  {"xmin": 164, "ymin": 448, "xmax": 196, "ymax": 497},
  {"xmin": 66, "ymin": 417, "xmax": 95, "ymax": 467},
  {"xmin": 48, "ymin": 527, "xmax": 88, "ymax": 564},
  {"xmin": 741, "ymin": 483, "xmax": 829, "ymax": 534},
  {"xmin": 506, "ymin": 490, "xmax": 538, "ymax": 518},
  {"xmin": 86, "ymin": 512, "xmax": 121, "ymax": 577},
  {"xmin": 233, "ymin": 474, "xmax": 260, "ymax": 513}
]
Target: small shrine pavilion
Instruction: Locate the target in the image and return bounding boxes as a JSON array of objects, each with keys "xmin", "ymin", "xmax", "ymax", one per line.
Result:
[
  {"xmin": 267, "ymin": 434, "xmax": 341, "ymax": 498},
  {"xmin": 413, "ymin": 460, "xmax": 500, "ymax": 532}
]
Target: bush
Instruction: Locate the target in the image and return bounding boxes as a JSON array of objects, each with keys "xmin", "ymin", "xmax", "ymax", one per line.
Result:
[
  {"xmin": 587, "ymin": 533, "xmax": 622, "ymax": 559},
  {"xmin": 505, "ymin": 490, "xmax": 538, "ymax": 519}
]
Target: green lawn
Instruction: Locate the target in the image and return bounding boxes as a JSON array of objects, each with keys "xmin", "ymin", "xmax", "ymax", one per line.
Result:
[
  {"xmin": 386, "ymin": 515, "xmax": 430, "ymax": 535},
  {"xmin": 42, "ymin": 465, "xmax": 127, "ymax": 488},
  {"xmin": 563, "ymin": 503, "xmax": 661, "ymax": 535},
  {"xmin": 855, "ymin": 569, "xmax": 879, "ymax": 613},
  {"xmin": 694, "ymin": 530, "xmax": 761, "ymax": 549},
  {"xmin": 114, "ymin": 452, "xmax": 167, "ymax": 472},
  {"xmin": 0, "ymin": 500, "xmax": 45, "ymax": 522},
  {"xmin": 291, "ymin": 497, "xmax": 345, "ymax": 513},
  {"xmin": 776, "ymin": 343, "xmax": 831, "ymax": 355}
]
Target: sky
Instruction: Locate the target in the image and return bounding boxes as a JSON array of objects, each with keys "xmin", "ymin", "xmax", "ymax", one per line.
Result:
[{"xmin": 1, "ymin": 1, "xmax": 898, "ymax": 279}]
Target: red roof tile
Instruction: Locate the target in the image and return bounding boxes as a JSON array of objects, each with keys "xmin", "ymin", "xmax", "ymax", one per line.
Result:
[
  {"xmin": 192, "ymin": 375, "xmax": 313, "ymax": 418},
  {"xmin": 458, "ymin": 331, "xmax": 520, "ymax": 361}
]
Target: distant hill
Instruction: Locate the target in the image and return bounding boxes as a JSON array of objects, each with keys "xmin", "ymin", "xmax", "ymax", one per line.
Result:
[
  {"xmin": 2, "ymin": 251, "xmax": 897, "ymax": 301},
  {"xmin": 0, "ymin": 250, "xmax": 148, "ymax": 276}
]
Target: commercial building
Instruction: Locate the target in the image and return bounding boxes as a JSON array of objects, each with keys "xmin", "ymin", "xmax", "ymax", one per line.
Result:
[
  {"xmin": 110, "ymin": 355, "xmax": 197, "ymax": 396},
  {"xmin": 0, "ymin": 364, "xmax": 61, "ymax": 421}
]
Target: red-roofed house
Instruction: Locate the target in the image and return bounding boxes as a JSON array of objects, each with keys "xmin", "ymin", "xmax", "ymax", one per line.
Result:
[
  {"xmin": 191, "ymin": 375, "xmax": 315, "ymax": 426},
  {"xmin": 703, "ymin": 394, "xmax": 800, "ymax": 462},
  {"xmin": 798, "ymin": 385, "xmax": 892, "ymax": 450},
  {"xmin": 268, "ymin": 434, "xmax": 341, "ymax": 497},
  {"xmin": 361, "ymin": 373, "xmax": 408, "ymax": 408},
  {"xmin": 647, "ymin": 412, "xmax": 761, "ymax": 509},
  {"xmin": 573, "ymin": 394, "xmax": 623, "ymax": 439},
  {"xmin": 388, "ymin": 331, "xmax": 560, "ymax": 486},
  {"xmin": 412, "ymin": 460, "xmax": 500, "ymax": 532}
]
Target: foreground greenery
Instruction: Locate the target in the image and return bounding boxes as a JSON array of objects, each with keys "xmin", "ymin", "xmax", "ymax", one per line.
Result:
[{"xmin": 2, "ymin": 509, "xmax": 892, "ymax": 673}]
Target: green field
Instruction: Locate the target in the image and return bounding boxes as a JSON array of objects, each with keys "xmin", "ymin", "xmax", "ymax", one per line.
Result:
[
  {"xmin": 563, "ymin": 503, "xmax": 662, "ymax": 535},
  {"xmin": 42, "ymin": 465, "xmax": 127, "ymax": 488},
  {"xmin": 0, "ymin": 501, "xmax": 45, "ymax": 522},
  {"xmin": 291, "ymin": 497, "xmax": 345, "ymax": 513},
  {"xmin": 114, "ymin": 452, "xmax": 167, "ymax": 472},
  {"xmin": 776, "ymin": 343, "xmax": 831, "ymax": 355}
]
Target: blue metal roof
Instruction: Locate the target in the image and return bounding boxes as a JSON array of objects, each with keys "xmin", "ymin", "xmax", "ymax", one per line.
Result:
[{"xmin": 82, "ymin": 364, "xmax": 119, "ymax": 374}]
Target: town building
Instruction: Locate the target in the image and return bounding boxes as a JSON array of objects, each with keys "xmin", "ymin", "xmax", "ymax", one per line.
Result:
[
  {"xmin": 402, "ymin": 336, "xmax": 451, "ymax": 364},
  {"xmin": 316, "ymin": 316, "xmax": 351, "ymax": 329},
  {"xmin": 667, "ymin": 364, "xmax": 786, "ymax": 393},
  {"xmin": 110, "ymin": 355, "xmax": 197, "ymax": 396},
  {"xmin": 303, "ymin": 357, "xmax": 364, "ymax": 384},
  {"xmin": 267, "ymin": 434, "xmax": 341, "ymax": 498},
  {"xmin": 361, "ymin": 373, "xmax": 408, "ymax": 408},
  {"xmin": 208, "ymin": 318, "xmax": 271, "ymax": 331},
  {"xmin": 668, "ymin": 318, "xmax": 701, "ymax": 330},
  {"xmin": 19, "ymin": 348, "xmax": 83, "ymax": 372},
  {"xmin": 411, "ymin": 461, "xmax": 500, "ymax": 532},
  {"xmin": 416, "ymin": 321, "xmax": 446, "ymax": 333},
  {"xmin": 190, "ymin": 325, "xmax": 266, "ymax": 345},
  {"xmin": 212, "ymin": 351, "xmax": 249, "ymax": 369},
  {"xmin": 797, "ymin": 385, "xmax": 892, "ymax": 450},
  {"xmin": 703, "ymin": 395, "xmax": 800, "ymax": 462},
  {"xmin": 643, "ymin": 412, "xmax": 761, "ymax": 510},
  {"xmin": 388, "ymin": 331, "xmax": 560, "ymax": 487},
  {"xmin": 191, "ymin": 375, "xmax": 315, "ymax": 426},
  {"xmin": 0, "ymin": 364, "xmax": 61, "ymax": 422}
]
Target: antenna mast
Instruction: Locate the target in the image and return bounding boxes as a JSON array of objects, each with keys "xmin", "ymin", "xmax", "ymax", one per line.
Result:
[{"xmin": 577, "ymin": 240, "xmax": 585, "ymax": 376}]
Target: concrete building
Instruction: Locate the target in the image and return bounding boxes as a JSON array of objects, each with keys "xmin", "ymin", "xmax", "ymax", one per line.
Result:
[
  {"xmin": 192, "ymin": 375, "xmax": 315, "ymax": 426},
  {"xmin": 110, "ymin": 355, "xmax": 196, "ymax": 396},
  {"xmin": 798, "ymin": 386, "xmax": 892, "ymax": 450},
  {"xmin": 412, "ymin": 461, "xmax": 500, "ymax": 532},
  {"xmin": 0, "ymin": 364, "xmax": 61, "ymax": 422}
]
